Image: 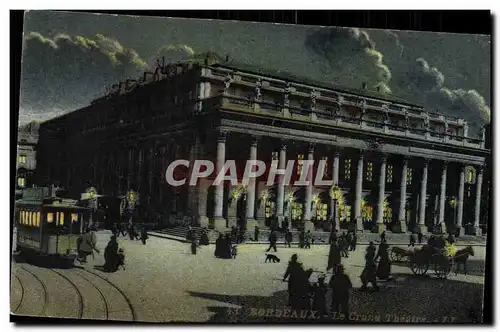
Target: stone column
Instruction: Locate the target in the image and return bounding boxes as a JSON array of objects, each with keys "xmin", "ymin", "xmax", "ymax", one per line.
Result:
[
  {"xmin": 374, "ymin": 154, "xmax": 387, "ymax": 233},
  {"xmin": 469, "ymin": 165, "xmax": 484, "ymax": 235},
  {"xmin": 354, "ymin": 151, "xmax": 364, "ymax": 232},
  {"xmin": 213, "ymin": 133, "xmax": 227, "ymax": 230},
  {"xmin": 456, "ymin": 165, "xmax": 465, "ymax": 235},
  {"xmin": 303, "ymin": 144, "xmax": 315, "ymax": 231},
  {"xmin": 276, "ymin": 143, "xmax": 287, "ymax": 220},
  {"xmin": 395, "ymin": 156, "xmax": 408, "ymax": 233},
  {"xmin": 436, "ymin": 161, "xmax": 448, "ymax": 234},
  {"xmin": 416, "ymin": 159, "xmax": 429, "ymax": 233},
  {"xmin": 329, "ymin": 149, "xmax": 340, "ymax": 228},
  {"xmin": 246, "ymin": 138, "xmax": 258, "ymax": 230}
]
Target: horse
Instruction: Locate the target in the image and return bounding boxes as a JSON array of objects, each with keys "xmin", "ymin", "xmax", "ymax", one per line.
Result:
[{"xmin": 454, "ymin": 246, "xmax": 475, "ymax": 275}]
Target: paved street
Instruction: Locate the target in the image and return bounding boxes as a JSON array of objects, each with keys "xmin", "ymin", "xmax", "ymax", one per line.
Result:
[{"xmin": 11, "ymin": 231, "xmax": 486, "ymax": 323}]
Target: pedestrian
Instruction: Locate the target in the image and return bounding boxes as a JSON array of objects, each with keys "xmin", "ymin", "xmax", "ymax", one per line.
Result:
[
  {"xmin": 266, "ymin": 229, "xmax": 278, "ymax": 252},
  {"xmin": 103, "ymin": 235, "xmax": 119, "ymax": 272},
  {"xmin": 350, "ymin": 232, "xmax": 357, "ymax": 251},
  {"xmin": 214, "ymin": 234, "xmax": 223, "ymax": 258},
  {"xmin": 339, "ymin": 233, "xmax": 349, "ymax": 258},
  {"xmin": 285, "ymin": 229, "xmax": 293, "ymax": 248},
  {"xmin": 376, "ymin": 240, "xmax": 391, "ymax": 280},
  {"xmin": 409, "ymin": 232, "xmax": 416, "ymax": 247},
  {"xmin": 283, "ymin": 254, "xmax": 304, "ymax": 307},
  {"xmin": 447, "ymin": 233, "xmax": 456, "ymax": 245},
  {"xmin": 304, "ymin": 230, "xmax": 312, "ymax": 249},
  {"xmin": 128, "ymin": 224, "xmax": 139, "ymax": 240},
  {"xmin": 191, "ymin": 237, "xmax": 198, "ymax": 255},
  {"xmin": 417, "ymin": 231, "xmax": 423, "ymax": 244},
  {"xmin": 360, "ymin": 241, "xmax": 379, "ymax": 291},
  {"xmin": 312, "ymin": 275, "xmax": 327, "ymax": 319},
  {"xmin": 254, "ymin": 225, "xmax": 260, "ymax": 242},
  {"xmin": 329, "ymin": 230, "xmax": 338, "ymax": 245},
  {"xmin": 119, "ymin": 222, "xmax": 127, "ymax": 237},
  {"xmin": 199, "ymin": 228, "xmax": 210, "ymax": 246},
  {"xmin": 77, "ymin": 227, "xmax": 99, "ymax": 263},
  {"xmin": 327, "ymin": 241, "xmax": 341, "ymax": 275},
  {"xmin": 380, "ymin": 231, "xmax": 387, "ymax": 243},
  {"xmin": 330, "ymin": 264, "xmax": 352, "ymax": 320},
  {"xmin": 140, "ymin": 226, "xmax": 149, "ymax": 245},
  {"xmin": 299, "ymin": 230, "xmax": 305, "ymax": 249},
  {"xmin": 282, "ymin": 217, "xmax": 289, "ymax": 234},
  {"xmin": 345, "ymin": 231, "xmax": 352, "ymax": 250}
]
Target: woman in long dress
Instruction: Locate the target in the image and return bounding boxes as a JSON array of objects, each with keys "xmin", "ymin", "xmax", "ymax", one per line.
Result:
[{"xmin": 104, "ymin": 236, "xmax": 119, "ymax": 272}]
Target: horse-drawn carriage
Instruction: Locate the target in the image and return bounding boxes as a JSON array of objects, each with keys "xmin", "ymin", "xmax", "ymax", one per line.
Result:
[{"xmin": 390, "ymin": 243, "xmax": 472, "ymax": 279}]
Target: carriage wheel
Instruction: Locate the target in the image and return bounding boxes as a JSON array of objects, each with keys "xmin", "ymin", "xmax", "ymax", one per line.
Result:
[
  {"xmin": 432, "ymin": 254, "xmax": 453, "ymax": 279},
  {"xmin": 390, "ymin": 250, "xmax": 401, "ymax": 262},
  {"xmin": 410, "ymin": 261, "xmax": 429, "ymax": 275}
]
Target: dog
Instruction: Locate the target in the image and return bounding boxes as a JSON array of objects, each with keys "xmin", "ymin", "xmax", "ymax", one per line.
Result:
[
  {"xmin": 265, "ymin": 253, "xmax": 281, "ymax": 263},
  {"xmin": 117, "ymin": 248, "xmax": 126, "ymax": 271}
]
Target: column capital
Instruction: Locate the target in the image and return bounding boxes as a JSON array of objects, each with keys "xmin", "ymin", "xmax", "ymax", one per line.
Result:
[
  {"xmin": 478, "ymin": 164, "xmax": 485, "ymax": 174},
  {"xmin": 442, "ymin": 160, "xmax": 449, "ymax": 167},
  {"xmin": 334, "ymin": 147, "xmax": 341, "ymax": 157},
  {"xmin": 402, "ymin": 155, "xmax": 410, "ymax": 164},
  {"xmin": 250, "ymin": 136, "xmax": 259, "ymax": 147},
  {"xmin": 308, "ymin": 143, "xmax": 315, "ymax": 154},
  {"xmin": 358, "ymin": 149, "xmax": 365, "ymax": 159},
  {"xmin": 280, "ymin": 142, "xmax": 287, "ymax": 151},
  {"xmin": 422, "ymin": 158, "xmax": 430, "ymax": 167},
  {"xmin": 380, "ymin": 153, "xmax": 388, "ymax": 162},
  {"xmin": 217, "ymin": 134, "xmax": 227, "ymax": 143},
  {"xmin": 460, "ymin": 164, "xmax": 467, "ymax": 172}
]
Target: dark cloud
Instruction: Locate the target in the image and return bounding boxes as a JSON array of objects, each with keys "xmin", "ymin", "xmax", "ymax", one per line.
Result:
[
  {"xmin": 20, "ymin": 32, "xmax": 148, "ymax": 124},
  {"xmin": 305, "ymin": 27, "xmax": 392, "ymax": 94},
  {"xmin": 407, "ymin": 57, "xmax": 490, "ymax": 122}
]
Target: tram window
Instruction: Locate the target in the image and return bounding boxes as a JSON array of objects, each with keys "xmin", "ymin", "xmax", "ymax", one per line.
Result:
[
  {"xmin": 47, "ymin": 213, "xmax": 54, "ymax": 223},
  {"xmin": 71, "ymin": 213, "xmax": 79, "ymax": 223},
  {"xmin": 28, "ymin": 212, "xmax": 32, "ymax": 226},
  {"xmin": 20, "ymin": 211, "xmax": 24, "ymax": 224},
  {"xmin": 59, "ymin": 212, "xmax": 65, "ymax": 225},
  {"xmin": 35, "ymin": 212, "xmax": 41, "ymax": 227}
]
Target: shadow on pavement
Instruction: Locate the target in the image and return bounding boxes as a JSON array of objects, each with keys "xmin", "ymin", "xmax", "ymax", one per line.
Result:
[{"xmin": 188, "ymin": 272, "xmax": 484, "ymax": 323}]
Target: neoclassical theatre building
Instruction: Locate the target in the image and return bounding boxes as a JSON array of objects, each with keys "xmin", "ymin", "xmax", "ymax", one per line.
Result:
[{"xmin": 35, "ymin": 59, "xmax": 490, "ymax": 235}]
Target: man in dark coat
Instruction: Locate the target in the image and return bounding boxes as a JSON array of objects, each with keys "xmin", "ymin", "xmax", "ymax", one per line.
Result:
[
  {"xmin": 140, "ymin": 226, "xmax": 149, "ymax": 245},
  {"xmin": 349, "ymin": 232, "xmax": 357, "ymax": 251},
  {"xmin": 77, "ymin": 228, "xmax": 98, "ymax": 263},
  {"xmin": 283, "ymin": 254, "xmax": 304, "ymax": 306},
  {"xmin": 330, "ymin": 264, "xmax": 352, "ymax": 320},
  {"xmin": 266, "ymin": 230, "xmax": 278, "ymax": 252},
  {"xmin": 380, "ymin": 231, "xmax": 387, "ymax": 243},
  {"xmin": 214, "ymin": 234, "xmax": 223, "ymax": 258},
  {"xmin": 282, "ymin": 217, "xmax": 289, "ymax": 234},
  {"xmin": 375, "ymin": 240, "xmax": 391, "ymax": 280},
  {"xmin": 327, "ymin": 242, "xmax": 341, "ymax": 274},
  {"xmin": 254, "ymin": 225, "xmax": 260, "ymax": 242},
  {"xmin": 447, "ymin": 233, "xmax": 456, "ymax": 244},
  {"xmin": 299, "ymin": 230, "xmax": 305, "ymax": 249},
  {"xmin": 304, "ymin": 230, "xmax": 312, "ymax": 249},
  {"xmin": 360, "ymin": 242, "xmax": 379, "ymax": 291},
  {"xmin": 339, "ymin": 233, "xmax": 349, "ymax": 258},
  {"xmin": 285, "ymin": 229, "xmax": 293, "ymax": 248},
  {"xmin": 199, "ymin": 229, "xmax": 210, "ymax": 246},
  {"xmin": 329, "ymin": 230, "xmax": 338, "ymax": 245},
  {"xmin": 312, "ymin": 275, "xmax": 327, "ymax": 319},
  {"xmin": 103, "ymin": 235, "xmax": 119, "ymax": 272}
]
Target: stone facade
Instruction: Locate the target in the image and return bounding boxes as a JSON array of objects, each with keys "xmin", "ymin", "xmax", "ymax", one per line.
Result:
[
  {"xmin": 16, "ymin": 121, "xmax": 39, "ymax": 191},
  {"xmin": 35, "ymin": 61, "xmax": 490, "ymax": 235}
]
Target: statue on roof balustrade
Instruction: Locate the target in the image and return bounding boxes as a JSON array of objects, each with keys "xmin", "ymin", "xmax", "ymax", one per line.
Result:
[
  {"xmin": 223, "ymin": 73, "xmax": 233, "ymax": 93},
  {"xmin": 283, "ymin": 81, "xmax": 291, "ymax": 107}
]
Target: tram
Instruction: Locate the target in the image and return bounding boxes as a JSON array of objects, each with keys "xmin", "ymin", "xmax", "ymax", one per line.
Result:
[{"xmin": 14, "ymin": 187, "xmax": 90, "ymax": 267}]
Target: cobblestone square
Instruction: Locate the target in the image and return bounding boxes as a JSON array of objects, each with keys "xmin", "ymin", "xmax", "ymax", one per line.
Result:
[{"xmin": 11, "ymin": 231, "xmax": 486, "ymax": 323}]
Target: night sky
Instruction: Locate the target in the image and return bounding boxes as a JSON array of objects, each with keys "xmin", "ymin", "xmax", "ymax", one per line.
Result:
[{"xmin": 19, "ymin": 11, "xmax": 491, "ymax": 134}]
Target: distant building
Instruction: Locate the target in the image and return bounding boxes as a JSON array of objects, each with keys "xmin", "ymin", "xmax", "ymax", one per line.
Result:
[
  {"xmin": 35, "ymin": 60, "xmax": 491, "ymax": 235},
  {"xmin": 16, "ymin": 121, "xmax": 39, "ymax": 191}
]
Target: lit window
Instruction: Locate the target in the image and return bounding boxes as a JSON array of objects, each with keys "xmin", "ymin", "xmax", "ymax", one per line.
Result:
[
  {"xmin": 291, "ymin": 202, "xmax": 304, "ymax": 221},
  {"xmin": 316, "ymin": 203, "xmax": 328, "ymax": 221},
  {"xmin": 28, "ymin": 212, "xmax": 32, "ymax": 226},
  {"xmin": 18, "ymin": 155, "xmax": 26, "ymax": 164},
  {"xmin": 366, "ymin": 162, "xmax": 373, "ymax": 182},
  {"xmin": 387, "ymin": 165, "xmax": 393, "ymax": 184},
  {"xmin": 35, "ymin": 212, "xmax": 40, "ymax": 227},
  {"xmin": 345, "ymin": 205, "xmax": 352, "ymax": 221},
  {"xmin": 407, "ymin": 168, "xmax": 413, "ymax": 186},
  {"xmin": 467, "ymin": 170, "xmax": 474, "ymax": 183},
  {"xmin": 17, "ymin": 177, "xmax": 25, "ymax": 188},
  {"xmin": 47, "ymin": 213, "xmax": 54, "ymax": 223},
  {"xmin": 59, "ymin": 212, "xmax": 65, "ymax": 226},
  {"xmin": 297, "ymin": 154, "xmax": 304, "ymax": 176},
  {"xmin": 71, "ymin": 213, "xmax": 79, "ymax": 223},
  {"xmin": 265, "ymin": 201, "xmax": 275, "ymax": 219},
  {"xmin": 344, "ymin": 158, "xmax": 351, "ymax": 180}
]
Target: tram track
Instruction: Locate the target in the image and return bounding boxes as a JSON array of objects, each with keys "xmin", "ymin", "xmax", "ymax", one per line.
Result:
[
  {"xmin": 75, "ymin": 268, "xmax": 137, "ymax": 321},
  {"xmin": 16, "ymin": 266, "xmax": 49, "ymax": 316},
  {"xmin": 48, "ymin": 269, "xmax": 85, "ymax": 319},
  {"xmin": 12, "ymin": 274, "xmax": 24, "ymax": 314},
  {"xmin": 72, "ymin": 269, "xmax": 110, "ymax": 320}
]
